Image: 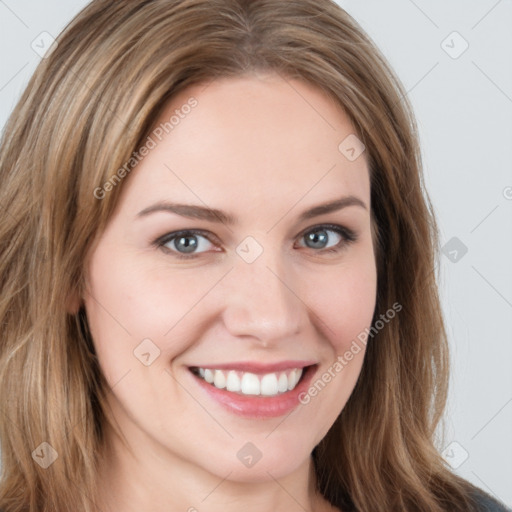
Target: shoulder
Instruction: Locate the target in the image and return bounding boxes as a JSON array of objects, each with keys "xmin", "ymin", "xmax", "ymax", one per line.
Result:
[{"xmin": 470, "ymin": 487, "xmax": 511, "ymax": 512}]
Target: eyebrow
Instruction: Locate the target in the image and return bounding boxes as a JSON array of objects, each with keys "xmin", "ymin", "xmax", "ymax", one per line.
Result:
[{"xmin": 136, "ymin": 195, "xmax": 367, "ymax": 225}]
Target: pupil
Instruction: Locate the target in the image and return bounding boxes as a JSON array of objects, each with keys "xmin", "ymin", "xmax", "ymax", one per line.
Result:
[
  {"xmin": 306, "ymin": 230, "xmax": 327, "ymax": 249},
  {"xmin": 176, "ymin": 235, "xmax": 198, "ymax": 253}
]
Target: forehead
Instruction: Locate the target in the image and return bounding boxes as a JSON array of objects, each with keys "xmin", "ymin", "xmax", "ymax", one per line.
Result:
[{"xmin": 117, "ymin": 73, "xmax": 370, "ymax": 218}]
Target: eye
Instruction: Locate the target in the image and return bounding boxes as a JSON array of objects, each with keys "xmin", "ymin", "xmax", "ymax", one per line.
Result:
[
  {"xmin": 155, "ymin": 230, "xmax": 218, "ymax": 259},
  {"xmin": 153, "ymin": 224, "xmax": 358, "ymax": 260},
  {"xmin": 297, "ymin": 224, "xmax": 357, "ymax": 254}
]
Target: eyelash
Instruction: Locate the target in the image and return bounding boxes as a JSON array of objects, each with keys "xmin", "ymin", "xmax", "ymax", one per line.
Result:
[{"xmin": 153, "ymin": 224, "xmax": 358, "ymax": 260}]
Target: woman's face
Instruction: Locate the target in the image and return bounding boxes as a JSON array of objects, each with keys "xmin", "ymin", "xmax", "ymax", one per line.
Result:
[{"xmin": 82, "ymin": 72, "xmax": 377, "ymax": 483}]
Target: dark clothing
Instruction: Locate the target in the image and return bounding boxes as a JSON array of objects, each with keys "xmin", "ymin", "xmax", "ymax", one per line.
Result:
[
  {"xmin": 330, "ymin": 485, "xmax": 511, "ymax": 511},
  {"xmin": 471, "ymin": 487, "xmax": 511, "ymax": 511}
]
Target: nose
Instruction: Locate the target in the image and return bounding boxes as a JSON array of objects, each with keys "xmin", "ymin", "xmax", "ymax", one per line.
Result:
[{"xmin": 221, "ymin": 247, "xmax": 306, "ymax": 346}]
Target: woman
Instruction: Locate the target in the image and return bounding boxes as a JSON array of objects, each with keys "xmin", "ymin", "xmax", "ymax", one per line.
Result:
[{"xmin": 0, "ymin": 1, "xmax": 509, "ymax": 511}]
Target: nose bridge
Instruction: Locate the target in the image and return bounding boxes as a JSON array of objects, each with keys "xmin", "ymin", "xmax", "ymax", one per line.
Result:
[{"xmin": 222, "ymin": 241, "xmax": 304, "ymax": 342}]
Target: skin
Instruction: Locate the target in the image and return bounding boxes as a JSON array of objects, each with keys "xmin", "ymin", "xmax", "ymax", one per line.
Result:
[{"xmin": 77, "ymin": 72, "xmax": 377, "ymax": 512}]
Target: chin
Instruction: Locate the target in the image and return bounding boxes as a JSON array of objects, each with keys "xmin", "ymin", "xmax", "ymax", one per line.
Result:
[{"xmin": 198, "ymin": 440, "xmax": 312, "ymax": 483}]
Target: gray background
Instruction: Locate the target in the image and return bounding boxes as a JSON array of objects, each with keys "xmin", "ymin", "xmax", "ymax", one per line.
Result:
[{"xmin": 0, "ymin": 0, "xmax": 511, "ymax": 506}]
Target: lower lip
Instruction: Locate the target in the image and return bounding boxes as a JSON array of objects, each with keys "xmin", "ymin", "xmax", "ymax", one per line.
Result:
[{"xmin": 189, "ymin": 365, "xmax": 318, "ymax": 419}]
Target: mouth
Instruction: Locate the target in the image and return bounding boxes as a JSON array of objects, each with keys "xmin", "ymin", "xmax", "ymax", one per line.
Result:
[
  {"xmin": 189, "ymin": 365, "xmax": 309, "ymax": 397},
  {"xmin": 187, "ymin": 362, "xmax": 318, "ymax": 418}
]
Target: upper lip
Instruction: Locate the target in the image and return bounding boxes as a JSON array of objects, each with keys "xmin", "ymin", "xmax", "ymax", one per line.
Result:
[{"xmin": 189, "ymin": 360, "xmax": 317, "ymax": 373}]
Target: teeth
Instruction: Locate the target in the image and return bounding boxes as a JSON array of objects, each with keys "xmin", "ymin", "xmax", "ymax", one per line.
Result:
[
  {"xmin": 288, "ymin": 369, "xmax": 300, "ymax": 390},
  {"xmin": 194, "ymin": 367, "xmax": 304, "ymax": 396},
  {"xmin": 278, "ymin": 372, "xmax": 288, "ymax": 393},
  {"xmin": 241, "ymin": 373, "xmax": 260, "ymax": 395},
  {"xmin": 260, "ymin": 373, "xmax": 278, "ymax": 396},
  {"xmin": 226, "ymin": 370, "xmax": 241, "ymax": 392},
  {"xmin": 213, "ymin": 370, "xmax": 226, "ymax": 389}
]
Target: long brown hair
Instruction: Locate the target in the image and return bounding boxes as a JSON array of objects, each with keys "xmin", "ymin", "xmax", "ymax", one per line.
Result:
[{"xmin": 0, "ymin": 1, "xmax": 485, "ymax": 510}]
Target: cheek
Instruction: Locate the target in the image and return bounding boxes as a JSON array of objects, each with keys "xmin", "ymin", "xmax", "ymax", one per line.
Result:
[
  {"xmin": 296, "ymin": 258, "xmax": 376, "ymax": 440},
  {"xmin": 85, "ymin": 234, "xmax": 377, "ymax": 383},
  {"xmin": 83, "ymin": 248, "xmax": 226, "ymax": 377},
  {"xmin": 305, "ymin": 257, "xmax": 377, "ymax": 353}
]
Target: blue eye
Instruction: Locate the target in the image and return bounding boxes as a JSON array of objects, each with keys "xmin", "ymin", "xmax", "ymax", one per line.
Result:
[
  {"xmin": 156, "ymin": 230, "xmax": 217, "ymax": 259},
  {"xmin": 154, "ymin": 224, "xmax": 357, "ymax": 260},
  {"xmin": 299, "ymin": 225, "xmax": 356, "ymax": 252}
]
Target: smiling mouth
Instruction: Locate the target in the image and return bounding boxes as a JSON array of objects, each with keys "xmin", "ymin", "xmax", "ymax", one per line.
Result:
[{"xmin": 189, "ymin": 365, "xmax": 313, "ymax": 397}]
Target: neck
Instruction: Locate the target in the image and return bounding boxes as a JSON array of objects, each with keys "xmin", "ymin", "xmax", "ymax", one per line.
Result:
[{"xmin": 95, "ymin": 424, "xmax": 336, "ymax": 512}]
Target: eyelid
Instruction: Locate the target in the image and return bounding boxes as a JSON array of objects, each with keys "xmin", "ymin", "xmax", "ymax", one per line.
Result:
[{"xmin": 296, "ymin": 222, "xmax": 356, "ymax": 241}]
